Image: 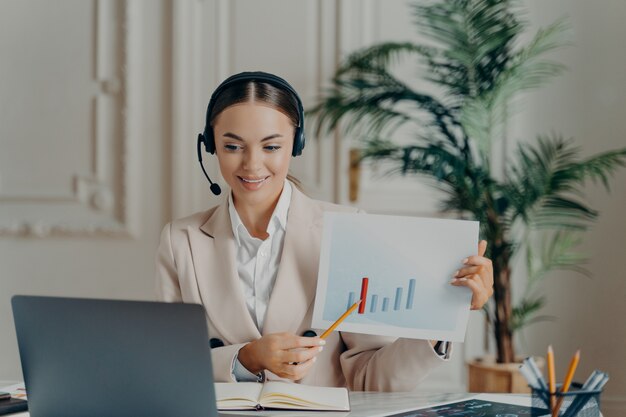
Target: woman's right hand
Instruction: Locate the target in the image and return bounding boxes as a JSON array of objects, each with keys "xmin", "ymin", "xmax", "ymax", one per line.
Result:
[{"xmin": 237, "ymin": 332, "xmax": 325, "ymax": 381}]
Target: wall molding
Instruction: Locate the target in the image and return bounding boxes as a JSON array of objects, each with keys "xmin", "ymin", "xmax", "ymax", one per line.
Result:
[
  {"xmin": 171, "ymin": 0, "xmax": 232, "ymax": 220},
  {"xmin": 0, "ymin": 0, "xmax": 142, "ymax": 238},
  {"xmin": 171, "ymin": 0, "xmax": 340, "ymax": 215}
]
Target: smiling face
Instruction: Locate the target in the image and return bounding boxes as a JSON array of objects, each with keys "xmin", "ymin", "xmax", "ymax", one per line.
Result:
[{"xmin": 213, "ymin": 101, "xmax": 295, "ymax": 210}]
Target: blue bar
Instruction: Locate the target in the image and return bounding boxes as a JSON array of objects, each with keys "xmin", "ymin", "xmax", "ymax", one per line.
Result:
[
  {"xmin": 406, "ymin": 279, "xmax": 416, "ymax": 309},
  {"xmin": 394, "ymin": 287, "xmax": 403, "ymax": 310},
  {"xmin": 347, "ymin": 292, "xmax": 355, "ymax": 310},
  {"xmin": 382, "ymin": 297, "xmax": 389, "ymax": 312},
  {"xmin": 370, "ymin": 295, "xmax": 378, "ymax": 313}
]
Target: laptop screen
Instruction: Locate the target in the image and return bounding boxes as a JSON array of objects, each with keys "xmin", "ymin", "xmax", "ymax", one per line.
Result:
[{"xmin": 12, "ymin": 296, "xmax": 219, "ymax": 417}]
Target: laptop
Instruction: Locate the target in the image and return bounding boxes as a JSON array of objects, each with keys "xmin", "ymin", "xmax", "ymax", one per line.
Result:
[{"xmin": 12, "ymin": 295, "xmax": 239, "ymax": 417}]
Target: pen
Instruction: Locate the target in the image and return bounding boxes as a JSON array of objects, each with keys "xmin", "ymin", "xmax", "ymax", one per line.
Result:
[
  {"xmin": 553, "ymin": 349, "xmax": 580, "ymax": 417},
  {"xmin": 519, "ymin": 363, "xmax": 540, "ymax": 389},
  {"xmin": 582, "ymin": 370, "xmax": 602, "ymax": 389},
  {"xmin": 593, "ymin": 373, "xmax": 609, "ymax": 391},
  {"xmin": 563, "ymin": 374, "xmax": 608, "ymax": 417},
  {"xmin": 320, "ymin": 300, "xmax": 361, "ymax": 339},
  {"xmin": 547, "ymin": 345, "xmax": 556, "ymax": 413},
  {"xmin": 562, "ymin": 371, "xmax": 606, "ymax": 417},
  {"xmin": 525, "ymin": 356, "xmax": 549, "ymax": 392},
  {"xmin": 519, "ymin": 363, "xmax": 550, "ymax": 407}
]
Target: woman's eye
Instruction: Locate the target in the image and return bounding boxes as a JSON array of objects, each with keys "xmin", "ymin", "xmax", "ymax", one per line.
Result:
[
  {"xmin": 224, "ymin": 144, "xmax": 241, "ymax": 151},
  {"xmin": 264, "ymin": 145, "xmax": 281, "ymax": 152}
]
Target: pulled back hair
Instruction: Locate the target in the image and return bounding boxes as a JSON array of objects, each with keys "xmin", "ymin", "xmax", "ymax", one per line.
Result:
[
  {"xmin": 208, "ymin": 80, "xmax": 303, "ymax": 189},
  {"xmin": 209, "ymin": 80, "xmax": 300, "ymax": 129}
]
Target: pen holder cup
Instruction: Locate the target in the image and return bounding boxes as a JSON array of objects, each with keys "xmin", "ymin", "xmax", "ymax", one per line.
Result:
[{"xmin": 531, "ymin": 383, "xmax": 602, "ymax": 417}]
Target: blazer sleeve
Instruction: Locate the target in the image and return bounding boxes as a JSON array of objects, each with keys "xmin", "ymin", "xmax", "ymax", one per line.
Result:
[
  {"xmin": 339, "ymin": 332, "xmax": 452, "ymax": 392},
  {"xmin": 155, "ymin": 223, "xmax": 183, "ymax": 302},
  {"xmin": 154, "ymin": 223, "xmax": 247, "ymax": 383},
  {"xmin": 210, "ymin": 343, "xmax": 249, "ymax": 383}
]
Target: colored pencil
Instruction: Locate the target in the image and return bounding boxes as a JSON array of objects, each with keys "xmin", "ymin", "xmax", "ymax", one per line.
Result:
[{"xmin": 320, "ymin": 300, "xmax": 361, "ymax": 339}]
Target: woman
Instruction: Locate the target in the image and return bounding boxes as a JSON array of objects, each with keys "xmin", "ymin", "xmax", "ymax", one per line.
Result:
[{"xmin": 156, "ymin": 71, "xmax": 494, "ymax": 391}]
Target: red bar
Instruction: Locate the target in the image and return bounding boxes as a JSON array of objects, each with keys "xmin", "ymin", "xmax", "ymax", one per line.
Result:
[{"xmin": 359, "ymin": 277, "xmax": 369, "ymax": 314}]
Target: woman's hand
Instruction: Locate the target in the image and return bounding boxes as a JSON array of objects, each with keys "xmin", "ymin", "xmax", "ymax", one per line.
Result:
[
  {"xmin": 451, "ymin": 240, "xmax": 494, "ymax": 310},
  {"xmin": 238, "ymin": 332, "xmax": 325, "ymax": 381}
]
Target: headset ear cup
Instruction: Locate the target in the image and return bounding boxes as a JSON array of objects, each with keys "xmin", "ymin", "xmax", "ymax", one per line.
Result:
[
  {"xmin": 292, "ymin": 127, "xmax": 305, "ymax": 156},
  {"xmin": 204, "ymin": 128, "xmax": 216, "ymax": 154}
]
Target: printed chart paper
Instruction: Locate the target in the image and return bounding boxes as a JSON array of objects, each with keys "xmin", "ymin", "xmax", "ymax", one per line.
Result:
[{"xmin": 312, "ymin": 212, "xmax": 479, "ymax": 342}]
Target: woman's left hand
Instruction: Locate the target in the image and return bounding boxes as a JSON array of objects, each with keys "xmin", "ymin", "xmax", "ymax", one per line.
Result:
[{"xmin": 451, "ymin": 240, "xmax": 494, "ymax": 310}]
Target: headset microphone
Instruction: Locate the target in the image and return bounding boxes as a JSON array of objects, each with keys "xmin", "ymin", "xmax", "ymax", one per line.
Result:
[{"xmin": 197, "ymin": 134, "xmax": 222, "ymax": 196}]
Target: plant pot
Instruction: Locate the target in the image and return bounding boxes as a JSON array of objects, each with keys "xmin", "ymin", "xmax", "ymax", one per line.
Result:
[{"xmin": 467, "ymin": 355, "xmax": 545, "ymax": 393}]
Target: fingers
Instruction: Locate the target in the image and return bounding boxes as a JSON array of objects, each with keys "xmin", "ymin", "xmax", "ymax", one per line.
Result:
[
  {"xmin": 257, "ymin": 333, "xmax": 324, "ymax": 381},
  {"xmin": 463, "ymin": 254, "xmax": 492, "ymax": 268},
  {"xmin": 478, "ymin": 240, "xmax": 487, "ymax": 257},
  {"xmin": 279, "ymin": 345, "xmax": 322, "ymax": 381},
  {"xmin": 285, "ymin": 345, "xmax": 324, "ymax": 364},
  {"xmin": 451, "ymin": 274, "xmax": 490, "ymax": 310},
  {"xmin": 279, "ymin": 357, "xmax": 317, "ymax": 381},
  {"xmin": 275, "ymin": 333, "xmax": 325, "ymax": 350},
  {"xmin": 453, "ymin": 265, "xmax": 483, "ymax": 279},
  {"xmin": 453, "ymin": 242, "xmax": 493, "ymax": 311}
]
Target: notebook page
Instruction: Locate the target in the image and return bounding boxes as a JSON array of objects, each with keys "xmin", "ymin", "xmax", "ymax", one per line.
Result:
[
  {"xmin": 260, "ymin": 381, "xmax": 349, "ymax": 410},
  {"xmin": 215, "ymin": 382, "xmax": 264, "ymax": 409}
]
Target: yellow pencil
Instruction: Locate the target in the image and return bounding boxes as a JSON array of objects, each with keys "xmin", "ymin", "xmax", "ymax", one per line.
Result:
[
  {"xmin": 553, "ymin": 349, "xmax": 580, "ymax": 417},
  {"xmin": 547, "ymin": 345, "xmax": 556, "ymax": 413},
  {"xmin": 320, "ymin": 300, "xmax": 361, "ymax": 339}
]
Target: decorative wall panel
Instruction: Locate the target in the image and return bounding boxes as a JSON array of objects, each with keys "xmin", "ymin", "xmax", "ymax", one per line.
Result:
[{"xmin": 0, "ymin": 0, "xmax": 141, "ymax": 237}]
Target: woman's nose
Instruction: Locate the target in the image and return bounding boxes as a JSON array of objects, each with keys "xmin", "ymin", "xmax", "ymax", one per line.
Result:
[{"xmin": 242, "ymin": 148, "xmax": 262, "ymax": 171}]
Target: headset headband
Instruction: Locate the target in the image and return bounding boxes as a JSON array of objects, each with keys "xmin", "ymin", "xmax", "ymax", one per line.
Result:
[
  {"xmin": 207, "ymin": 72, "xmax": 303, "ymax": 127},
  {"xmin": 201, "ymin": 71, "xmax": 305, "ymax": 157}
]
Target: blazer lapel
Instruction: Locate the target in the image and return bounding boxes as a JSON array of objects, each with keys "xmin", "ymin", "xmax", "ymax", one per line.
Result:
[
  {"xmin": 263, "ymin": 186, "xmax": 322, "ymax": 336},
  {"xmin": 190, "ymin": 199, "xmax": 261, "ymax": 343}
]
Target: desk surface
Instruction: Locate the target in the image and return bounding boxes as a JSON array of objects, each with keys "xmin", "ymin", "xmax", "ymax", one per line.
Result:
[
  {"xmin": 227, "ymin": 391, "xmax": 472, "ymax": 417},
  {"xmin": 1, "ymin": 386, "xmax": 543, "ymax": 417}
]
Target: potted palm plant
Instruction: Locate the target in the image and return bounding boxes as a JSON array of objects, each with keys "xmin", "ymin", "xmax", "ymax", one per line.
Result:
[{"xmin": 308, "ymin": 0, "xmax": 626, "ymax": 392}]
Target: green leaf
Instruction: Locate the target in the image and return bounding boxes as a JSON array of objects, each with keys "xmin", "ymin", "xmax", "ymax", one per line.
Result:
[{"xmin": 511, "ymin": 295, "xmax": 560, "ymax": 332}]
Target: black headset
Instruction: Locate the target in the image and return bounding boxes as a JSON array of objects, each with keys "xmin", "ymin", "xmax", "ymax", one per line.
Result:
[{"xmin": 197, "ymin": 71, "xmax": 306, "ymax": 195}]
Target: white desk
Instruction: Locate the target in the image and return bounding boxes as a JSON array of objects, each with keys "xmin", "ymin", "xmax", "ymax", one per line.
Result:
[
  {"xmin": 2, "ymin": 386, "xmax": 561, "ymax": 417},
  {"xmin": 224, "ymin": 392, "xmax": 498, "ymax": 417}
]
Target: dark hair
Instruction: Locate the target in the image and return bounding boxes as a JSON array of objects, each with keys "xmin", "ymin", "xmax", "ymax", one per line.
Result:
[
  {"xmin": 208, "ymin": 80, "xmax": 304, "ymax": 190},
  {"xmin": 208, "ymin": 80, "xmax": 300, "ymax": 130}
]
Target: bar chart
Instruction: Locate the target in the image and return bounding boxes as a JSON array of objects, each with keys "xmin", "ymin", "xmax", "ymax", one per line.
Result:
[
  {"xmin": 347, "ymin": 277, "xmax": 417, "ymax": 314},
  {"xmin": 312, "ymin": 211, "xmax": 478, "ymax": 341}
]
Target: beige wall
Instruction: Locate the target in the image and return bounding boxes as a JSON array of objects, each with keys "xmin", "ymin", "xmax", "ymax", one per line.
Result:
[
  {"xmin": 514, "ymin": 2, "xmax": 626, "ymax": 415},
  {"xmin": 0, "ymin": 1, "xmax": 625, "ymax": 414},
  {"xmin": 0, "ymin": 0, "xmax": 172, "ymax": 377}
]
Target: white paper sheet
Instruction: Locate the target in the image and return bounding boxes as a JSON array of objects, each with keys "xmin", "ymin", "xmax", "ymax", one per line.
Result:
[
  {"xmin": 311, "ymin": 212, "xmax": 478, "ymax": 342},
  {"xmin": 0, "ymin": 382, "xmax": 26, "ymax": 398}
]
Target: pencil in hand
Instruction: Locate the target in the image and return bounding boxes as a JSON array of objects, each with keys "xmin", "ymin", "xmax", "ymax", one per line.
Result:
[{"xmin": 320, "ymin": 300, "xmax": 361, "ymax": 339}]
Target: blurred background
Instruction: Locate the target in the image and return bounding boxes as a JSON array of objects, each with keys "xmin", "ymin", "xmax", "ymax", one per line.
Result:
[{"xmin": 0, "ymin": 0, "xmax": 624, "ymax": 415}]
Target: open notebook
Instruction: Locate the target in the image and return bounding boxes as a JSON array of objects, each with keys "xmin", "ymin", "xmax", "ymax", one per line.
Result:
[{"xmin": 214, "ymin": 381, "xmax": 350, "ymax": 411}]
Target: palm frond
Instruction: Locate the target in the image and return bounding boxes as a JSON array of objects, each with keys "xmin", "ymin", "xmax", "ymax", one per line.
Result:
[
  {"xmin": 510, "ymin": 296, "xmax": 552, "ymax": 332},
  {"xmin": 308, "ymin": 66, "xmax": 466, "ymax": 149},
  {"xmin": 360, "ymin": 137, "xmax": 495, "ymax": 221},
  {"xmin": 502, "ymin": 136, "xmax": 626, "ymax": 230},
  {"xmin": 496, "ymin": 17, "xmax": 570, "ymax": 94},
  {"xmin": 307, "ymin": 70, "xmax": 417, "ymax": 139},
  {"xmin": 562, "ymin": 147, "xmax": 626, "ymax": 191},
  {"xmin": 335, "ymin": 42, "xmax": 433, "ymax": 77},
  {"xmin": 459, "ymin": 18, "xmax": 569, "ymax": 157},
  {"xmin": 525, "ymin": 230, "xmax": 591, "ymax": 296},
  {"xmin": 412, "ymin": 0, "xmax": 524, "ymax": 99}
]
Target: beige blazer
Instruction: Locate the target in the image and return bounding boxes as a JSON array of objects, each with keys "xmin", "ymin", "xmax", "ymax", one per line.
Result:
[{"xmin": 155, "ymin": 184, "xmax": 449, "ymax": 391}]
